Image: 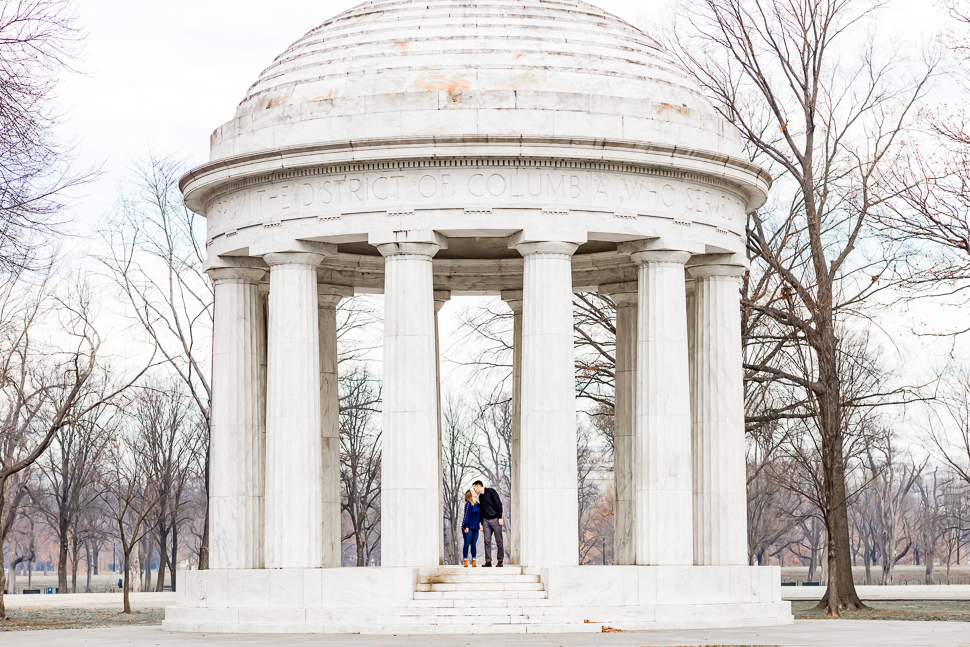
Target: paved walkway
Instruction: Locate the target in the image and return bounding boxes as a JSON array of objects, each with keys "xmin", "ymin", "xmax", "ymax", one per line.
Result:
[{"xmin": 0, "ymin": 621, "xmax": 967, "ymax": 647}]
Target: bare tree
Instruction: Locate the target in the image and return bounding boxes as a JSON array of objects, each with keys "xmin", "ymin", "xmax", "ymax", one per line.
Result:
[
  {"xmin": 0, "ymin": 0, "xmax": 93, "ymax": 273},
  {"xmin": 137, "ymin": 381, "xmax": 204, "ymax": 592},
  {"xmin": 440, "ymin": 396, "xmax": 474, "ymax": 565},
  {"xmin": 665, "ymin": 0, "xmax": 937, "ymax": 615},
  {"xmin": 862, "ymin": 431, "xmax": 924, "ymax": 584},
  {"xmin": 0, "ymin": 271, "xmax": 146, "ymax": 618},
  {"xmin": 31, "ymin": 384, "xmax": 113, "ymax": 593},
  {"xmin": 97, "ymin": 154, "xmax": 213, "ymax": 567},
  {"xmin": 339, "ymin": 367, "xmax": 382, "ymax": 566},
  {"xmin": 100, "ymin": 389, "xmax": 169, "ymax": 613}
]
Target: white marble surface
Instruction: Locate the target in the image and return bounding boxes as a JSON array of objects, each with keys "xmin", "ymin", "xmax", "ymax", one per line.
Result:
[
  {"xmin": 689, "ymin": 265, "xmax": 748, "ymax": 565},
  {"xmin": 603, "ymin": 286, "xmax": 637, "ymax": 566},
  {"xmin": 379, "ymin": 242, "xmax": 441, "ymax": 567},
  {"xmin": 434, "ymin": 290, "xmax": 451, "ymax": 566},
  {"xmin": 516, "ymin": 242, "xmax": 580, "ymax": 567},
  {"xmin": 501, "ymin": 291, "xmax": 523, "ymax": 566},
  {"xmin": 208, "ymin": 267, "xmax": 266, "ymax": 570},
  {"xmin": 631, "ymin": 250, "xmax": 694, "ymax": 566},
  {"xmin": 318, "ymin": 285, "xmax": 350, "ymax": 568},
  {"xmin": 208, "ymin": 0, "xmax": 744, "ymax": 164},
  {"xmin": 167, "ymin": 566, "xmax": 791, "ymax": 633},
  {"xmin": 264, "ymin": 253, "xmax": 325, "ymax": 569}
]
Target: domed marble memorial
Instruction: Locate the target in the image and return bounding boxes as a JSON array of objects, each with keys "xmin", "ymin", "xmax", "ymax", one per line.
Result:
[{"xmin": 164, "ymin": 0, "xmax": 792, "ymax": 634}]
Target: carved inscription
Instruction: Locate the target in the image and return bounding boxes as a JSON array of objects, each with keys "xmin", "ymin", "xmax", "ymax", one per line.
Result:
[{"xmin": 208, "ymin": 168, "xmax": 745, "ymax": 230}]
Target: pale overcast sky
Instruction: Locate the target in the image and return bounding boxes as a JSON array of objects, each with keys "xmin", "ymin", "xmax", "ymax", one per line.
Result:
[{"xmin": 54, "ymin": 0, "xmax": 964, "ymax": 393}]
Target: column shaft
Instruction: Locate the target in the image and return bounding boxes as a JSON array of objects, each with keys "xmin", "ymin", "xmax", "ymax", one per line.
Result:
[
  {"xmin": 209, "ymin": 268, "xmax": 266, "ymax": 569},
  {"xmin": 501, "ymin": 291, "xmax": 523, "ymax": 565},
  {"xmin": 612, "ymin": 292, "xmax": 637, "ymax": 565},
  {"xmin": 689, "ymin": 265, "xmax": 748, "ymax": 565},
  {"xmin": 319, "ymin": 287, "xmax": 348, "ymax": 568},
  {"xmin": 380, "ymin": 243, "xmax": 440, "ymax": 567},
  {"xmin": 265, "ymin": 253, "xmax": 325, "ymax": 568},
  {"xmin": 517, "ymin": 242, "xmax": 579, "ymax": 567},
  {"xmin": 434, "ymin": 290, "xmax": 451, "ymax": 566},
  {"xmin": 633, "ymin": 251, "xmax": 693, "ymax": 565}
]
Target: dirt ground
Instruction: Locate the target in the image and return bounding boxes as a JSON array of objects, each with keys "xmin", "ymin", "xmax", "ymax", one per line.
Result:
[
  {"xmin": 792, "ymin": 600, "xmax": 970, "ymax": 621},
  {"xmin": 0, "ymin": 607, "xmax": 166, "ymax": 631}
]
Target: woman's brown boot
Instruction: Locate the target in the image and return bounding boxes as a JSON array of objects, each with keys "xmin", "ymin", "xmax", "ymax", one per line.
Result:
[
  {"xmin": 471, "ymin": 559, "xmax": 477, "ymax": 567},
  {"xmin": 463, "ymin": 559, "xmax": 468, "ymax": 567}
]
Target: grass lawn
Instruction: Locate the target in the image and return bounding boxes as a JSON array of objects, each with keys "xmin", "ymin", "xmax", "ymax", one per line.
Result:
[
  {"xmin": 792, "ymin": 600, "xmax": 970, "ymax": 621},
  {"xmin": 0, "ymin": 608, "xmax": 165, "ymax": 631}
]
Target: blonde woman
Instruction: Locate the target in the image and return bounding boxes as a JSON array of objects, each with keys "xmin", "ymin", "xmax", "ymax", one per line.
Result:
[{"xmin": 461, "ymin": 489, "xmax": 482, "ymax": 567}]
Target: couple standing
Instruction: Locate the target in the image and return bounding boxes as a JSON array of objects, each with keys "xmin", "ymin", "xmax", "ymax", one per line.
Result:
[{"xmin": 460, "ymin": 480, "xmax": 504, "ymax": 567}]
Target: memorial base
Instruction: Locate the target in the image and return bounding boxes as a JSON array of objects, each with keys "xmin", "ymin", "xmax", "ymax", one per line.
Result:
[{"xmin": 162, "ymin": 565, "xmax": 793, "ymax": 634}]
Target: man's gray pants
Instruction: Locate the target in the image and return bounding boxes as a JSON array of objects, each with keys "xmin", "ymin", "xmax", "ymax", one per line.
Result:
[{"xmin": 482, "ymin": 518, "xmax": 504, "ymax": 564}]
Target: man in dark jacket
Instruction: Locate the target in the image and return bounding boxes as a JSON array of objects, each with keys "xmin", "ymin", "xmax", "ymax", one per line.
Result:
[{"xmin": 473, "ymin": 480, "xmax": 504, "ymax": 567}]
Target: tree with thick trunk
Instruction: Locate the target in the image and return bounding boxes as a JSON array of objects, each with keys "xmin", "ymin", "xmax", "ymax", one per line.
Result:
[{"xmin": 665, "ymin": 0, "xmax": 936, "ymax": 615}]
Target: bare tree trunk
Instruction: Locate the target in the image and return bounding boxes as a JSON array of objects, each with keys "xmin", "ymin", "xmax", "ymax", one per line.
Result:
[
  {"xmin": 84, "ymin": 540, "xmax": 93, "ymax": 593},
  {"xmin": 171, "ymin": 525, "xmax": 178, "ymax": 592},
  {"xmin": 57, "ymin": 521, "xmax": 69, "ymax": 593},
  {"xmin": 0, "ymin": 505, "xmax": 6, "ymax": 620},
  {"xmin": 819, "ymin": 415, "xmax": 864, "ymax": 613},
  {"xmin": 156, "ymin": 527, "xmax": 168, "ymax": 592},
  {"xmin": 199, "ymin": 444, "xmax": 210, "ymax": 570},
  {"xmin": 122, "ymin": 550, "xmax": 131, "ymax": 614},
  {"xmin": 926, "ymin": 539, "xmax": 936, "ymax": 585}
]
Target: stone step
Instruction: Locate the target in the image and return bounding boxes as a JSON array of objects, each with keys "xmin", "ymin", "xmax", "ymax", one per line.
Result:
[
  {"xmin": 409, "ymin": 597, "xmax": 554, "ymax": 608},
  {"xmin": 419, "ymin": 566, "xmax": 523, "ymax": 576},
  {"xmin": 414, "ymin": 590, "xmax": 547, "ymax": 601},
  {"xmin": 419, "ymin": 573, "xmax": 540, "ymax": 584},
  {"xmin": 395, "ymin": 614, "xmax": 590, "ymax": 625},
  {"xmin": 420, "ymin": 582, "xmax": 544, "ymax": 592},
  {"xmin": 327, "ymin": 622, "xmax": 603, "ymax": 635}
]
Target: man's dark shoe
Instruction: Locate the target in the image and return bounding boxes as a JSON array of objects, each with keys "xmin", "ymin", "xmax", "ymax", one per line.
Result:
[
  {"xmin": 496, "ymin": 562, "xmax": 504, "ymax": 567},
  {"xmin": 483, "ymin": 561, "xmax": 492, "ymax": 567}
]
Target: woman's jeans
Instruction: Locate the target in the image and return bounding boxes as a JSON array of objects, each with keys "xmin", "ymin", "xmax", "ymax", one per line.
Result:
[{"xmin": 462, "ymin": 529, "xmax": 479, "ymax": 559}]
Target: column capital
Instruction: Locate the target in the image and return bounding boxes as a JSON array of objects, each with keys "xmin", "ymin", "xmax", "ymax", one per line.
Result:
[
  {"xmin": 207, "ymin": 267, "xmax": 266, "ymax": 283},
  {"xmin": 318, "ymin": 284, "xmax": 353, "ymax": 309},
  {"xmin": 513, "ymin": 241, "xmax": 579, "ymax": 257},
  {"xmin": 250, "ymin": 240, "xmax": 336, "ymax": 258},
  {"xmin": 687, "ymin": 264, "xmax": 747, "ymax": 279},
  {"xmin": 501, "ymin": 290, "xmax": 523, "ymax": 313},
  {"xmin": 264, "ymin": 252, "xmax": 327, "ymax": 267},
  {"xmin": 376, "ymin": 242, "xmax": 441, "ymax": 258},
  {"xmin": 433, "ymin": 290, "xmax": 451, "ymax": 314},
  {"xmin": 629, "ymin": 250, "xmax": 691, "ymax": 266}
]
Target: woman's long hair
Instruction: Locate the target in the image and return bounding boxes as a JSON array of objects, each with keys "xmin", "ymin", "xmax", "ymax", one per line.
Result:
[{"xmin": 464, "ymin": 489, "xmax": 477, "ymax": 504}]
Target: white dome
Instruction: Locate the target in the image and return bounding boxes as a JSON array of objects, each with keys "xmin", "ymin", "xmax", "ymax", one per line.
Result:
[{"xmin": 208, "ymin": 0, "xmax": 742, "ymax": 161}]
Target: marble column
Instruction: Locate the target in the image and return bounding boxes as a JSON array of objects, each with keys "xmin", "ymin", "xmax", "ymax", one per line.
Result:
[
  {"xmin": 688, "ymin": 264, "xmax": 748, "ymax": 565},
  {"xmin": 264, "ymin": 252, "xmax": 325, "ymax": 569},
  {"xmin": 319, "ymin": 284, "xmax": 351, "ymax": 568},
  {"xmin": 501, "ymin": 290, "xmax": 523, "ymax": 565},
  {"xmin": 378, "ymin": 242, "xmax": 441, "ymax": 567},
  {"xmin": 630, "ymin": 250, "xmax": 693, "ymax": 566},
  {"xmin": 434, "ymin": 290, "xmax": 451, "ymax": 566},
  {"xmin": 208, "ymin": 267, "xmax": 266, "ymax": 569},
  {"xmin": 600, "ymin": 283, "xmax": 637, "ymax": 565},
  {"xmin": 515, "ymin": 242, "xmax": 579, "ymax": 567}
]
